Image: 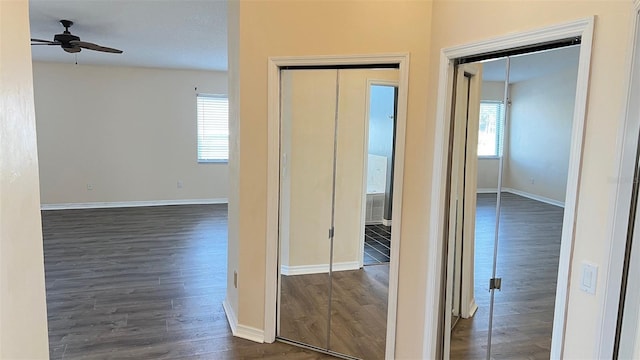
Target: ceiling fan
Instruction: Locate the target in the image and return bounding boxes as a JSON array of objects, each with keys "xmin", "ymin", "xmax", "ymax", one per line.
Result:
[{"xmin": 31, "ymin": 20, "xmax": 123, "ymax": 54}]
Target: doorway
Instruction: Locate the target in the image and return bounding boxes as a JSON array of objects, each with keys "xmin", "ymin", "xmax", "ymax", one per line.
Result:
[
  {"xmin": 363, "ymin": 82, "xmax": 398, "ymax": 266},
  {"xmin": 425, "ymin": 18, "xmax": 594, "ymax": 359},
  {"xmin": 264, "ymin": 54, "xmax": 410, "ymax": 360},
  {"xmin": 446, "ymin": 46, "xmax": 581, "ymax": 358}
]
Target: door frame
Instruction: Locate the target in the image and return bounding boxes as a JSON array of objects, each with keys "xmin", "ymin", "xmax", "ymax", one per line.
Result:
[
  {"xmin": 600, "ymin": 0, "xmax": 640, "ymax": 357},
  {"xmin": 264, "ymin": 53, "xmax": 410, "ymax": 360},
  {"xmin": 443, "ymin": 63, "xmax": 482, "ymax": 357},
  {"xmin": 423, "ymin": 17, "xmax": 594, "ymax": 358},
  {"xmin": 361, "ymin": 79, "xmax": 399, "ymax": 268}
]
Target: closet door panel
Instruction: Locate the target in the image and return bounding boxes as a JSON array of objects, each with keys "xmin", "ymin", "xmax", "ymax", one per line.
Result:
[
  {"xmin": 278, "ymin": 69, "xmax": 337, "ymax": 348},
  {"xmin": 329, "ymin": 68, "xmax": 398, "ymax": 360}
]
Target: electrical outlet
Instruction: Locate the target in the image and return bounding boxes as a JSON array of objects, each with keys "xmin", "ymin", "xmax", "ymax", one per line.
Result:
[
  {"xmin": 177, "ymin": 180, "xmax": 183, "ymax": 189},
  {"xmin": 87, "ymin": 183, "xmax": 94, "ymax": 190},
  {"xmin": 234, "ymin": 271, "xmax": 238, "ymax": 288}
]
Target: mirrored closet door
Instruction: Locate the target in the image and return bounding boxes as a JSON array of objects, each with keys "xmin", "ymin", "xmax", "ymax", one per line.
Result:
[
  {"xmin": 445, "ymin": 43, "xmax": 581, "ymax": 359},
  {"xmin": 277, "ymin": 66, "xmax": 398, "ymax": 360}
]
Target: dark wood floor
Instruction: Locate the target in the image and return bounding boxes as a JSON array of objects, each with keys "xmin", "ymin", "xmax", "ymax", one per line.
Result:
[
  {"xmin": 42, "ymin": 194, "xmax": 560, "ymax": 359},
  {"xmin": 279, "ymin": 264, "xmax": 388, "ymax": 360},
  {"xmin": 42, "ymin": 205, "xmax": 336, "ymax": 360},
  {"xmin": 450, "ymin": 193, "xmax": 564, "ymax": 359}
]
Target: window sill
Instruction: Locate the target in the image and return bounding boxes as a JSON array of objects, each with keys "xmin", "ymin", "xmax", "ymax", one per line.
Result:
[
  {"xmin": 478, "ymin": 156, "xmax": 501, "ymax": 160},
  {"xmin": 198, "ymin": 159, "xmax": 229, "ymax": 164}
]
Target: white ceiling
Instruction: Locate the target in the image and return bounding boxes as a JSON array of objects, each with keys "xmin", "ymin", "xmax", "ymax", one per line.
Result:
[
  {"xmin": 29, "ymin": 0, "xmax": 228, "ymax": 71},
  {"xmin": 481, "ymin": 45, "xmax": 580, "ymax": 83}
]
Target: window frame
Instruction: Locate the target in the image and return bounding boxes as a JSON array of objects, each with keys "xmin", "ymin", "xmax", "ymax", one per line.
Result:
[
  {"xmin": 477, "ymin": 100, "xmax": 505, "ymax": 159},
  {"xmin": 196, "ymin": 93, "xmax": 229, "ymax": 163}
]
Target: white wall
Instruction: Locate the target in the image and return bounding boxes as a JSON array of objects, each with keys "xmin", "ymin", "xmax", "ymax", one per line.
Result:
[
  {"xmin": 32, "ymin": 62, "xmax": 228, "ymax": 206},
  {"xmin": 504, "ymin": 67, "xmax": 578, "ymax": 203},
  {"xmin": 477, "ymin": 66, "xmax": 578, "ymax": 206},
  {"xmin": 0, "ymin": 1, "xmax": 50, "ymax": 357}
]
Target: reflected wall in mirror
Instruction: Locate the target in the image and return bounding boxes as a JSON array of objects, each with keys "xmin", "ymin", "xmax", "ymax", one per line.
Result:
[{"xmin": 277, "ymin": 67, "xmax": 398, "ymax": 360}]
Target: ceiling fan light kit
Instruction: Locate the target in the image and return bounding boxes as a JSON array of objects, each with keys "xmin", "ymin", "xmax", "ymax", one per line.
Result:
[{"xmin": 30, "ymin": 20, "xmax": 123, "ymax": 54}]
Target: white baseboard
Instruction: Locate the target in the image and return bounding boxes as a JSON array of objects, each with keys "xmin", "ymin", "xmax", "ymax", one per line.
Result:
[
  {"xmin": 382, "ymin": 218, "xmax": 392, "ymax": 226},
  {"xmin": 476, "ymin": 188, "xmax": 497, "ymax": 194},
  {"xmin": 223, "ymin": 298, "xmax": 264, "ymax": 343},
  {"xmin": 223, "ymin": 298, "xmax": 238, "ymax": 334},
  {"xmin": 464, "ymin": 299, "xmax": 478, "ymax": 319},
  {"xmin": 280, "ymin": 261, "xmax": 360, "ymax": 276},
  {"xmin": 366, "ymin": 220, "xmax": 383, "ymax": 225},
  {"xmin": 236, "ymin": 324, "xmax": 265, "ymax": 343},
  {"xmin": 476, "ymin": 188, "xmax": 564, "ymax": 208},
  {"xmin": 503, "ymin": 188, "xmax": 564, "ymax": 208},
  {"xmin": 41, "ymin": 198, "xmax": 228, "ymax": 210}
]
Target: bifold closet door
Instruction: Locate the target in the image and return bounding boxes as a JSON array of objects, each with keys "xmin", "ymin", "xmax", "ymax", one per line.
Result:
[
  {"xmin": 277, "ymin": 69, "xmax": 337, "ymax": 349},
  {"xmin": 328, "ymin": 68, "xmax": 398, "ymax": 360}
]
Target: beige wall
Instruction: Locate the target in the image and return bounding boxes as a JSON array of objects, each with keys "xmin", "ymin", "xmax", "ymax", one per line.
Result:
[
  {"xmin": 33, "ymin": 62, "xmax": 228, "ymax": 205},
  {"xmin": 0, "ymin": 0, "xmax": 635, "ymax": 358},
  {"xmin": 280, "ymin": 69, "xmax": 399, "ymax": 271},
  {"xmin": 0, "ymin": 0, "xmax": 50, "ymax": 358},
  {"xmin": 280, "ymin": 69, "xmax": 336, "ymax": 269},
  {"xmin": 232, "ymin": 0, "xmax": 636, "ymax": 358},
  {"xmin": 230, "ymin": 1, "xmax": 432, "ymax": 357},
  {"xmin": 226, "ymin": 0, "xmax": 240, "ymax": 321},
  {"xmin": 429, "ymin": 1, "xmax": 633, "ymax": 358},
  {"xmin": 505, "ymin": 67, "xmax": 578, "ymax": 203}
]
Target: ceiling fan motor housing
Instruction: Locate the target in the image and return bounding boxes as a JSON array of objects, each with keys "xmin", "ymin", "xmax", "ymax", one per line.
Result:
[{"xmin": 53, "ymin": 33, "xmax": 80, "ymax": 48}]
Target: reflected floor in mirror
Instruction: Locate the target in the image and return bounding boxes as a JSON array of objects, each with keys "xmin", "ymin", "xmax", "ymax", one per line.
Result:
[
  {"xmin": 450, "ymin": 193, "xmax": 564, "ymax": 359},
  {"xmin": 364, "ymin": 224, "xmax": 391, "ymax": 265},
  {"xmin": 42, "ymin": 205, "xmax": 337, "ymax": 360},
  {"xmin": 280, "ymin": 265, "xmax": 388, "ymax": 360}
]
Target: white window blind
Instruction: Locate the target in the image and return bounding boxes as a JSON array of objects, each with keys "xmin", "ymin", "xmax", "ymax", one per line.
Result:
[
  {"xmin": 478, "ymin": 101, "xmax": 505, "ymax": 157},
  {"xmin": 197, "ymin": 95, "xmax": 228, "ymax": 162}
]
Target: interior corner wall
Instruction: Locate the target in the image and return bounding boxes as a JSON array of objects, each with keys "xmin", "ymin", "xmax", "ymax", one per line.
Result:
[
  {"xmin": 234, "ymin": 1, "xmax": 432, "ymax": 357},
  {"xmin": 504, "ymin": 67, "xmax": 578, "ymax": 204},
  {"xmin": 428, "ymin": 1, "xmax": 633, "ymax": 358},
  {"xmin": 0, "ymin": 0, "xmax": 50, "ymax": 357},
  {"xmin": 32, "ymin": 62, "xmax": 229, "ymax": 205},
  {"xmin": 477, "ymin": 81, "xmax": 506, "ymax": 190},
  {"xmin": 225, "ymin": 0, "xmax": 240, "ymax": 328}
]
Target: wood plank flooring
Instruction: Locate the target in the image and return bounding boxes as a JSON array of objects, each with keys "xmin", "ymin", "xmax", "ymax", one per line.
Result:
[
  {"xmin": 42, "ymin": 194, "xmax": 562, "ymax": 359},
  {"xmin": 42, "ymin": 205, "xmax": 336, "ymax": 360},
  {"xmin": 450, "ymin": 193, "xmax": 564, "ymax": 359},
  {"xmin": 279, "ymin": 265, "xmax": 388, "ymax": 359}
]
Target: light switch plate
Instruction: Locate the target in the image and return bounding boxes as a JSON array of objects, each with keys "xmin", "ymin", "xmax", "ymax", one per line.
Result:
[{"xmin": 580, "ymin": 261, "xmax": 598, "ymax": 295}]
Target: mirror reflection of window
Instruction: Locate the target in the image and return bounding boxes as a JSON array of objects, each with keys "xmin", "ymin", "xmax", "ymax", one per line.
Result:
[{"xmin": 478, "ymin": 101, "xmax": 504, "ymax": 158}]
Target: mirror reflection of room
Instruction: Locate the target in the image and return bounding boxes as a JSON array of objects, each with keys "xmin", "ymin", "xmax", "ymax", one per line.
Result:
[
  {"xmin": 364, "ymin": 84, "xmax": 397, "ymax": 266},
  {"xmin": 448, "ymin": 45, "xmax": 580, "ymax": 359},
  {"xmin": 277, "ymin": 67, "xmax": 399, "ymax": 360}
]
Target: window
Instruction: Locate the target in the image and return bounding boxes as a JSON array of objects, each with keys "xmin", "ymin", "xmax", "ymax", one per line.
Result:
[
  {"xmin": 197, "ymin": 94, "xmax": 228, "ymax": 162},
  {"xmin": 478, "ymin": 101, "xmax": 505, "ymax": 157}
]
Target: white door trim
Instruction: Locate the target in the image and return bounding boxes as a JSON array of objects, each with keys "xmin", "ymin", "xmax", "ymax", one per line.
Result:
[
  {"xmin": 264, "ymin": 53, "xmax": 410, "ymax": 360},
  {"xmin": 598, "ymin": 1, "xmax": 640, "ymax": 357},
  {"xmin": 423, "ymin": 17, "xmax": 594, "ymax": 359}
]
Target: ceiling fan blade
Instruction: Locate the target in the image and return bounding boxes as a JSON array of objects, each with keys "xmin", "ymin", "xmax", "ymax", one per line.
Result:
[
  {"xmin": 31, "ymin": 38, "xmax": 59, "ymax": 45},
  {"xmin": 63, "ymin": 46, "xmax": 81, "ymax": 53},
  {"xmin": 70, "ymin": 40, "xmax": 122, "ymax": 54}
]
